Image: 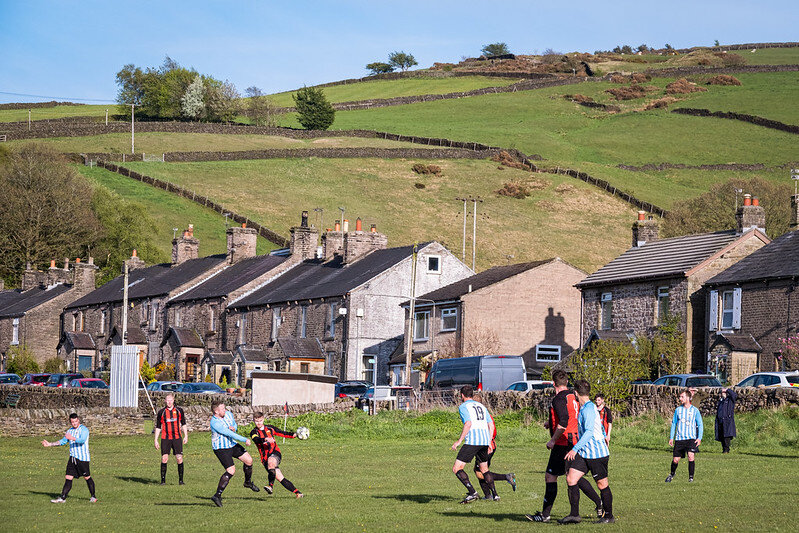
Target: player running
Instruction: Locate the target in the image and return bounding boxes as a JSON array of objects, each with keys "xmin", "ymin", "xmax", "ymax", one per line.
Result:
[
  {"xmin": 595, "ymin": 394, "xmax": 613, "ymax": 445},
  {"xmin": 250, "ymin": 411, "xmax": 303, "ymax": 498},
  {"xmin": 526, "ymin": 370, "xmax": 602, "ymax": 523},
  {"xmin": 42, "ymin": 413, "xmax": 97, "ymax": 503},
  {"xmin": 209, "ymin": 401, "xmax": 259, "ymax": 507},
  {"xmin": 666, "ymin": 389, "xmax": 703, "ymax": 483},
  {"xmin": 451, "ymin": 385, "xmax": 496, "ymax": 504},
  {"xmin": 562, "ymin": 380, "xmax": 615, "ymax": 524},
  {"xmin": 154, "ymin": 394, "xmax": 188, "ymax": 485},
  {"xmin": 473, "ymin": 401, "xmax": 516, "ymax": 501}
]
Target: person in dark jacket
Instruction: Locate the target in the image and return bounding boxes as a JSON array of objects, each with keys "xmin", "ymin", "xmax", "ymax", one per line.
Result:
[{"xmin": 715, "ymin": 388, "xmax": 737, "ymax": 453}]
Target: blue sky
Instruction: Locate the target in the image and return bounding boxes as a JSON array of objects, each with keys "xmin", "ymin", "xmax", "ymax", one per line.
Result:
[{"xmin": 0, "ymin": 0, "xmax": 796, "ymax": 104}]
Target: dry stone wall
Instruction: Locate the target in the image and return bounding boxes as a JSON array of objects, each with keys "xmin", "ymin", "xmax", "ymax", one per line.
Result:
[{"xmin": 671, "ymin": 108, "xmax": 799, "ymax": 134}]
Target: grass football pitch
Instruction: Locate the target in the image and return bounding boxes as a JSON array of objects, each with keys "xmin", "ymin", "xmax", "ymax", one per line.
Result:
[{"xmin": 2, "ymin": 408, "xmax": 797, "ymax": 532}]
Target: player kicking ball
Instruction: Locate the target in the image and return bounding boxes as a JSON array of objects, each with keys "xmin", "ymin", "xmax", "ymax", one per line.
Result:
[
  {"xmin": 451, "ymin": 385, "xmax": 496, "ymax": 504},
  {"xmin": 474, "ymin": 399, "xmax": 516, "ymax": 501},
  {"xmin": 42, "ymin": 413, "xmax": 97, "ymax": 503},
  {"xmin": 666, "ymin": 389, "xmax": 703, "ymax": 483},
  {"xmin": 250, "ymin": 412, "xmax": 304, "ymax": 498},
  {"xmin": 209, "ymin": 401, "xmax": 259, "ymax": 507}
]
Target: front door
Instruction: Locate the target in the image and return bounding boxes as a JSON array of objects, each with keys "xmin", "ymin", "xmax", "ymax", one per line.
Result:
[
  {"xmin": 185, "ymin": 354, "xmax": 199, "ymax": 382},
  {"xmin": 78, "ymin": 355, "xmax": 93, "ymax": 372}
]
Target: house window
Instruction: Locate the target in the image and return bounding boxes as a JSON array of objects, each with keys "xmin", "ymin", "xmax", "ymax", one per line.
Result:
[
  {"xmin": 327, "ymin": 303, "xmax": 336, "ymax": 338},
  {"xmin": 362, "ymin": 354, "xmax": 375, "ymax": 383},
  {"xmin": 536, "ymin": 344, "xmax": 562, "ymax": 362},
  {"xmin": 427, "ymin": 255, "xmax": 441, "ymax": 273},
  {"xmin": 414, "ymin": 310, "xmax": 430, "ymax": 341},
  {"xmin": 79, "ymin": 311, "xmax": 84, "ymax": 332},
  {"xmin": 600, "ymin": 292, "xmax": 612, "ymax": 330},
  {"xmin": 149, "ymin": 302, "xmax": 158, "ymax": 331},
  {"xmin": 209, "ymin": 305, "xmax": 216, "ymax": 331},
  {"xmin": 141, "ymin": 300, "xmax": 148, "ymax": 322},
  {"xmin": 722, "ymin": 291, "xmax": 735, "ymax": 329},
  {"xmin": 174, "ymin": 307, "xmax": 182, "ymax": 327},
  {"xmin": 271, "ymin": 308, "xmax": 281, "ymax": 342},
  {"xmin": 238, "ymin": 313, "xmax": 248, "ymax": 345},
  {"xmin": 657, "ymin": 286, "xmax": 670, "ymax": 324},
  {"xmin": 441, "ymin": 308, "xmax": 458, "ymax": 331},
  {"xmin": 11, "ymin": 318, "xmax": 19, "ymax": 345},
  {"xmin": 300, "ymin": 306, "xmax": 307, "ymax": 338},
  {"xmin": 100, "ymin": 309, "xmax": 107, "ymax": 335},
  {"xmin": 326, "ymin": 351, "xmax": 336, "ymax": 375},
  {"xmin": 300, "ymin": 362, "xmax": 310, "ymax": 374}
]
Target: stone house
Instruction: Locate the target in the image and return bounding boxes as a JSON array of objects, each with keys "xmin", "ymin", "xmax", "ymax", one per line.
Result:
[
  {"xmin": 577, "ymin": 198, "xmax": 771, "ymax": 373},
  {"xmin": 0, "ymin": 258, "xmax": 97, "ymax": 369},
  {"xmin": 56, "ymin": 331, "xmax": 98, "ymax": 372},
  {"xmin": 226, "ymin": 223, "xmax": 472, "ymax": 385},
  {"xmin": 704, "ymin": 207, "xmax": 799, "ymax": 377},
  {"xmin": 395, "ymin": 258, "xmax": 586, "ymax": 383}
]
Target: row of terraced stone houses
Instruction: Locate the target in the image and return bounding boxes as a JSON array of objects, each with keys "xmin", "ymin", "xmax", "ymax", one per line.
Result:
[{"xmin": 1, "ymin": 193, "xmax": 797, "ymax": 386}]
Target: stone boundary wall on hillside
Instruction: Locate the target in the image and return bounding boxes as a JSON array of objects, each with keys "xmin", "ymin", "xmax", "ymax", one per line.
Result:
[
  {"xmin": 0, "ymin": 101, "xmax": 85, "ymax": 110},
  {"xmin": 645, "ymin": 64, "xmax": 799, "ymax": 78},
  {"xmin": 671, "ymin": 42, "xmax": 799, "ymax": 54},
  {"xmin": 618, "ymin": 162, "xmax": 769, "ymax": 172},
  {"xmin": 672, "ymin": 108, "xmax": 799, "ymax": 135},
  {"xmin": 311, "ymin": 70, "xmax": 554, "ymax": 88}
]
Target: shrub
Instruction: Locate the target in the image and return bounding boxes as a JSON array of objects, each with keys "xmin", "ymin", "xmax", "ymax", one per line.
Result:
[
  {"xmin": 644, "ymin": 97, "xmax": 678, "ymax": 110},
  {"xmin": 204, "ymin": 374, "xmax": 214, "ymax": 383},
  {"xmin": 140, "ymin": 360, "xmax": 156, "ymax": 384},
  {"xmin": 490, "ymin": 150, "xmax": 529, "ymax": 170},
  {"xmin": 777, "ymin": 335, "xmax": 799, "ymax": 370},
  {"xmin": 636, "ymin": 314, "xmax": 688, "ymax": 378},
  {"xmin": 6, "ymin": 344, "xmax": 39, "ymax": 375},
  {"xmin": 719, "ymin": 52, "xmax": 746, "ymax": 67},
  {"xmin": 365, "ymin": 62, "xmax": 395, "ymax": 75},
  {"xmin": 414, "ymin": 182, "xmax": 426, "ymax": 189},
  {"xmin": 155, "ymin": 362, "xmax": 175, "ymax": 381},
  {"xmin": 496, "ymin": 182, "xmax": 531, "ymax": 199},
  {"xmin": 569, "ymin": 340, "xmax": 646, "ymax": 410},
  {"xmin": 566, "ymin": 94, "xmax": 594, "ymax": 103},
  {"xmin": 442, "ymin": 64, "xmax": 454, "ymax": 72},
  {"xmin": 411, "ymin": 163, "xmax": 441, "ymax": 176},
  {"xmin": 219, "ymin": 376, "xmax": 229, "ymax": 388},
  {"xmin": 293, "ymin": 86, "xmax": 335, "ymax": 130},
  {"xmin": 630, "ymin": 72, "xmax": 651, "ymax": 83},
  {"xmin": 707, "ymin": 75, "xmax": 742, "ymax": 86},
  {"xmin": 605, "ymin": 84, "xmax": 657, "ymax": 100},
  {"xmin": 43, "ymin": 357, "xmax": 65, "ymax": 374},
  {"xmin": 609, "ymin": 75, "xmax": 626, "ymax": 84},
  {"xmin": 665, "ymin": 78, "xmax": 708, "ymax": 95}
]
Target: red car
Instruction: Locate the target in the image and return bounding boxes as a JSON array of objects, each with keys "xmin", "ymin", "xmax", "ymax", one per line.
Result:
[
  {"xmin": 67, "ymin": 378, "xmax": 109, "ymax": 389},
  {"xmin": 21, "ymin": 373, "xmax": 50, "ymax": 386}
]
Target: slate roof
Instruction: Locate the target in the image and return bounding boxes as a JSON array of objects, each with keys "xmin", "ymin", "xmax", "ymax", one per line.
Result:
[
  {"xmin": 106, "ymin": 325, "xmax": 148, "ymax": 345},
  {"xmin": 65, "ymin": 255, "xmax": 226, "ymax": 310},
  {"xmin": 711, "ymin": 333, "xmax": 762, "ymax": 353},
  {"xmin": 57, "ymin": 331, "xmax": 97, "ymax": 351},
  {"xmin": 403, "ymin": 260, "xmax": 552, "ymax": 305},
  {"xmin": 234, "ymin": 346, "xmax": 270, "ymax": 363},
  {"xmin": 585, "ymin": 329, "xmax": 636, "ymax": 346},
  {"xmin": 705, "ymin": 230, "xmax": 799, "ymax": 285},
  {"xmin": 277, "ymin": 337, "xmax": 324, "ymax": 359},
  {"xmin": 231, "ymin": 244, "xmax": 423, "ymax": 308},
  {"xmin": 0, "ymin": 289, "xmax": 23, "ymax": 309},
  {"xmin": 161, "ymin": 327, "xmax": 204, "ymax": 348},
  {"xmin": 0, "ymin": 284, "xmax": 72, "ymax": 318},
  {"xmin": 577, "ymin": 231, "xmax": 744, "ymax": 288},
  {"xmin": 203, "ymin": 351, "xmax": 234, "ymax": 364},
  {"xmin": 170, "ymin": 254, "xmax": 288, "ymax": 303}
]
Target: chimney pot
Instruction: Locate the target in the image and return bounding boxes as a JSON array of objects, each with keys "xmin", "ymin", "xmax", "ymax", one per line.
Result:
[
  {"xmin": 188, "ymin": 224, "xmax": 194, "ymax": 237},
  {"xmin": 75, "ymin": 257, "xmax": 81, "ymax": 263},
  {"xmin": 637, "ymin": 211, "xmax": 646, "ymax": 221},
  {"xmin": 370, "ymin": 224, "xmax": 377, "ymax": 233},
  {"xmin": 355, "ymin": 217, "xmax": 362, "ymax": 232},
  {"xmin": 334, "ymin": 221, "xmax": 341, "ymax": 232},
  {"xmin": 241, "ymin": 222, "xmax": 247, "ymax": 228},
  {"xmin": 743, "ymin": 193, "xmax": 751, "ymax": 206},
  {"xmin": 50, "ymin": 260, "xmax": 56, "ymax": 269},
  {"xmin": 64, "ymin": 258, "xmax": 69, "ymax": 269},
  {"xmin": 752, "ymin": 197, "xmax": 759, "ymax": 206},
  {"xmin": 88, "ymin": 256, "xmax": 94, "ymax": 265},
  {"xmin": 132, "ymin": 249, "xmax": 138, "ymax": 258},
  {"xmin": 301, "ymin": 211, "xmax": 309, "ymax": 228},
  {"xmin": 343, "ymin": 219, "xmax": 349, "ymax": 232}
]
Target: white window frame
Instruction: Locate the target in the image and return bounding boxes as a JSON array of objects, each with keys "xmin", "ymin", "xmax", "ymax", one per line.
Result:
[
  {"xmin": 327, "ymin": 303, "xmax": 336, "ymax": 338},
  {"xmin": 721, "ymin": 290, "xmax": 735, "ymax": 329},
  {"xmin": 11, "ymin": 318, "xmax": 19, "ymax": 345},
  {"xmin": 209, "ymin": 305, "xmax": 216, "ymax": 332},
  {"xmin": 441, "ymin": 307, "xmax": 458, "ymax": 332},
  {"xmin": 271, "ymin": 308, "xmax": 281, "ymax": 342},
  {"xmin": 657, "ymin": 286, "xmax": 670, "ymax": 324},
  {"xmin": 709, "ymin": 290, "xmax": 719, "ymax": 331},
  {"xmin": 300, "ymin": 306, "xmax": 308, "ymax": 338},
  {"xmin": 600, "ymin": 292, "xmax": 613, "ymax": 330},
  {"xmin": 362, "ymin": 354, "xmax": 375, "ymax": 383},
  {"xmin": 535, "ymin": 344, "xmax": 562, "ymax": 362},
  {"xmin": 149, "ymin": 301, "xmax": 158, "ymax": 331},
  {"xmin": 414, "ymin": 310, "xmax": 430, "ymax": 341},
  {"xmin": 426, "ymin": 255, "xmax": 441, "ymax": 274},
  {"xmin": 174, "ymin": 307, "xmax": 182, "ymax": 328},
  {"xmin": 100, "ymin": 309, "xmax": 107, "ymax": 335}
]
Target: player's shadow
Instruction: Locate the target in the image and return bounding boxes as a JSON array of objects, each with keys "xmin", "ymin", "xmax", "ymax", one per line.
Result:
[
  {"xmin": 28, "ymin": 490, "xmax": 61, "ymax": 498},
  {"xmin": 438, "ymin": 510, "xmax": 532, "ymax": 522},
  {"xmin": 373, "ymin": 493, "xmax": 452, "ymax": 504},
  {"xmin": 737, "ymin": 451, "xmax": 799, "ymax": 459},
  {"xmin": 115, "ymin": 475, "xmax": 158, "ymax": 485}
]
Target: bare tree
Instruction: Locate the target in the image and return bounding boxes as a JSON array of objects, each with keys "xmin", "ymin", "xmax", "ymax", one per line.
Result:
[
  {"xmin": 245, "ymin": 86, "xmax": 281, "ymax": 127},
  {"xmin": 437, "ymin": 326, "xmax": 501, "ymax": 359}
]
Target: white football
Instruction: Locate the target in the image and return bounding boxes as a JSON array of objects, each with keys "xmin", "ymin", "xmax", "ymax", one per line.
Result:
[{"xmin": 296, "ymin": 426, "xmax": 310, "ymax": 440}]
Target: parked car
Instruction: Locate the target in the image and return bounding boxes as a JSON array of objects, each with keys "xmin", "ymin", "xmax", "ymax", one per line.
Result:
[
  {"xmin": 356, "ymin": 385, "xmax": 413, "ymax": 410},
  {"xmin": 46, "ymin": 373, "xmax": 84, "ymax": 388},
  {"xmin": 424, "ymin": 355, "xmax": 526, "ymax": 391},
  {"xmin": 68, "ymin": 378, "xmax": 109, "ymax": 389},
  {"xmin": 0, "ymin": 373, "xmax": 21, "ymax": 384},
  {"xmin": 335, "ymin": 382, "xmax": 371, "ymax": 399},
  {"xmin": 652, "ymin": 374, "xmax": 722, "ymax": 387},
  {"xmin": 506, "ymin": 380, "xmax": 554, "ymax": 392},
  {"xmin": 736, "ymin": 371, "xmax": 799, "ymax": 388},
  {"xmin": 146, "ymin": 381, "xmax": 183, "ymax": 392},
  {"xmin": 178, "ymin": 382, "xmax": 224, "ymax": 394},
  {"xmin": 631, "ymin": 379, "xmax": 653, "ymax": 384},
  {"xmin": 20, "ymin": 373, "xmax": 50, "ymax": 386}
]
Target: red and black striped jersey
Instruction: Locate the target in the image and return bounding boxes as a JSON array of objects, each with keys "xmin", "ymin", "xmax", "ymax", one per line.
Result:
[
  {"xmin": 598, "ymin": 406, "xmax": 613, "ymax": 435},
  {"xmin": 156, "ymin": 406, "xmax": 186, "ymax": 440},
  {"xmin": 550, "ymin": 389, "xmax": 580, "ymax": 447},
  {"xmin": 250, "ymin": 425, "xmax": 295, "ymax": 462}
]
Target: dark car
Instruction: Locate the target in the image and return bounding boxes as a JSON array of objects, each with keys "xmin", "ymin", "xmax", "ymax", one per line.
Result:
[
  {"xmin": 68, "ymin": 378, "xmax": 109, "ymax": 389},
  {"xmin": 0, "ymin": 373, "xmax": 22, "ymax": 384},
  {"xmin": 47, "ymin": 373, "xmax": 84, "ymax": 387},
  {"xmin": 21, "ymin": 373, "xmax": 50, "ymax": 386},
  {"xmin": 335, "ymin": 383, "xmax": 370, "ymax": 399},
  {"xmin": 178, "ymin": 382, "xmax": 224, "ymax": 394}
]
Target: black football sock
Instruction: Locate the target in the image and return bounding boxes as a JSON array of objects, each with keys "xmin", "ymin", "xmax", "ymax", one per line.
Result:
[
  {"xmin": 267, "ymin": 468, "xmax": 276, "ymax": 487},
  {"xmin": 670, "ymin": 461, "xmax": 678, "ymax": 475},
  {"xmin": 280, "ymin": 478, "xmax": 298, "ymax": 493},
  {"xmin": 483, "ymin": 471, "xmax": 497, "ymax": 497},
  {"xmin": 455, "ymin": 469, "xmax": 476, "ymax": 495},
  {"xmin": 567, "ymin": 484, "xmax": 580, "ymax": 517},
  {"xmin": 177, "ymin": 463, "xmax": 184, "ymax": 482},
  {"xmin": 542, "ymin": 481, "xmax": 558, "ymax": 516},
  {"xmin": 61, "ymin": 478, "xmax": 73, "ymax": 499},
  {"xmin": 688, "ymin": 460, "xmax": 695, "ymax": 478},
  {"xmin": 86, "ymin": 477, "xmax": 96, "ymax": 498},
  {"xmin": 477, "ymin": 476, "xmax": 491, "ymax": 498},
  {"xmin": 161, "ymin": 463, "xmax": 167, "ymax": 483},
  {"xmin": 216, "ymin": 472, "xmax": 232, "ymax": 496},
  {"xmin": 243, "ymin": 464, "xmax": 253, "ymax": 483},
  {"xmin": 577, "ymin": 477, "xmax": 602, "ymax": 507},
  {"xmin": 600, "ymin": 487, "xmax": 613, "ymax": 517}
]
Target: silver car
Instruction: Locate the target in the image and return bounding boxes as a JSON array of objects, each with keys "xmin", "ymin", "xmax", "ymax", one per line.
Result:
[{"xmin": 736, "ymin": 371, "xmax": 799, "ymax": 388}]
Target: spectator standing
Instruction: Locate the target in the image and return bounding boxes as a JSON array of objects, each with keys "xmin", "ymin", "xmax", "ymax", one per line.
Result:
[{"xmin": 715, "ymin": 388, "xmax": 737, "ymax": 453}]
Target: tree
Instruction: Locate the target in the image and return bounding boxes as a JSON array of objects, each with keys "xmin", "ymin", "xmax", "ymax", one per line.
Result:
[
  {"xmin": 181, "ymin": 75, "xmax": 205, "ymax": 120},
  {"xmin": 437, "ymin": 326, "xmax": 500, "ymax": 358},
  {"xmin": 621, "ymin": 45, "xmax": 633, "ymax": 54},
  {"xmin": 365, "ymin": 62, "xmax": 395, "ymax": 75},
  {"xmin": 244, "ymin": 86, "xmax": 280, "ymax": 127},
  {"xmin": 44, "ymin": 357, "xmax": 66, "ymax": 373},
  {"xmin": 0, "ymin": 144, "xmax": 101, "ymax": 286},
  {"xmin": 637, "ymin": 44, "xmax": 649, "ymax": 53},
  {"xmin": 570, "ymin": 340, "xmax": 646, "ymax": 410},
  {"xmin": 664, "ymin": 43, "xmax": 674, "ymax": 50},
  {"xmin": 714, "ymin": 39, "xmax": 720, "ymax": 46},
  {"xmin": 6, "ymin": 344, "xmax": 39, "ymax": 375},
  {"xmin": 637, "ymin": 314, "xmax": 688, "ymax": 379},
  {"xmin": 388, "ymin": 51, "xmax": 418, "ymax": 72},
  {"xmin": 662, "ymin": 177, "xmax": 793, "ymax": 239},
  {"xmin": 293, "ymin": 86, "xmax": 335, "ymax": 130},
  {"xmin": 481, "ymin": 42, "xmax": 510, "ymax": 57},
  {"xmin": 777, "ymin": 335, "xmax": 799, "ymax": 370},
  {"xmin": 204, "ymin": 78, "xmax": 240, "ymax": 122}
]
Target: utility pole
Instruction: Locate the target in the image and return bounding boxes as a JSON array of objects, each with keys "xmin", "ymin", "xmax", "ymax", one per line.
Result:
[
  {"xmin": 455, "ymin": 197, "xmax": 468, "ymax": 262},
  {"xmin": 339, "ymin": 206, "xmax": 345, "ymax": 231},
  {"xmin": 471, "ymin": 197, "xmax": 483, "ymax": 271},
  {"xmin": 130, "ymin": 104, "xmax": 135, "ymax": 155},
  {"xmin": 122, "ymin": 262, "xmax": 129, "ymax": 348},
  {"xmin": 404, "ymin": 244, "xmax": 418, "ymax": 386}
]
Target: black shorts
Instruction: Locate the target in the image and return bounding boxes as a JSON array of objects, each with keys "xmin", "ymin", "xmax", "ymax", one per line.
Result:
[
  {"xmin": 161, "ymin": 438, "xmax": 183, "ymax": 456},
  {"xmin": 65, "ymin": 457, "xmax": 91, "ymax": 478},
  {"xmin": 456, "ymin": 444, "xmax": 490, "ymax": 465},
  {"xmin": 546, "ymin": 444, "xmax": 572, "ymax": 477},
  {"xmin": 214, "ymin": 444, "xmax": 246, "ymax": 469},
  {"xmin": 262, "ymin": 451, "xmax": 282, "ymax": 467},
  {"xmin": 673, "ymin": 439, "xmax": 699, "ymax": 457},
  {"xmin": 474, "ymin": 448, "xmax": 494, "ymax": 471},
  {"xmin": 570, "ymin": 454, "xmax": 609, "ymax": 481}
]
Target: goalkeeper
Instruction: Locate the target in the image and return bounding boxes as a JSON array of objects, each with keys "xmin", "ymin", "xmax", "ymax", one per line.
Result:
[{"xmin": 250, "ymin": 412, "xmax": 304, "ymax": 498}]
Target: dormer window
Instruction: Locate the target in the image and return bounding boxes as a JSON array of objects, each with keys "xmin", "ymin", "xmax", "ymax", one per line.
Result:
[{"xmin": 427, "ymin": 255, "xmax": 441, "ymax": 273}]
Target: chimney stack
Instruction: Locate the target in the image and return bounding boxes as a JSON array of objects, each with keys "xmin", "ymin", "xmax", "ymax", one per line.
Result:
[
  {"xmin": 47, "ymin": 257, "xmax": 72, "ymax": 286},
  {"xmin": 343, "ymin": 219, "xmax": 387, "ymax": 263},
  {"xmin": 736, "ymin": 193, "xmax": 766, "ymax": 234},
  {"xmin": 791, "ymin": 193, "xmax": 799, "ymax": 230},
  {"xmin": 21, "ymin": 263, "xmax": 46, "ymax": 291},
  {"xmin": 124, "ymin": 249, "xmax": 147, "ymax": 271},
  {"xmin": 172, "ymin": 224, "xmax": 200, "ymax": 265},
  {"xmin": 631, "ymin": 211, "xmax": 659, "ymax": 247},
  {"xmin": 72, "ymin": 256, "xmax": 98, "ymax": 296},
  {"xmin": 290, "ymin": 211, "xmax": 320, "ymax": 261},
  {"xmin": 227, "ymin": 223, "xmax": 258, "ymax": 264},
  {"xmin": 322, "ymin": 222, "xmax": 344, "ymax": 261}
]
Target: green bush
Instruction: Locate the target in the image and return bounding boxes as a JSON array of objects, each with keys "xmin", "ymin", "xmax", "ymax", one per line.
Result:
[
  {"xmin": 6, "ymin": 344, "xmax": 39, "ymax": 375},
  {"xmin": 43, "ymin": 357, "xmax": 65, "ymax": 374},
  {"xmin": 293, "ymin": 86, "xmax": 335, "ymax": 131},
  {"xmin": 569, "ymin": 340, "xmax": 646, "ymax": 411},
  {"xmin": 140, "ymin": 360, "xmax": 156, "ymax": 384}
]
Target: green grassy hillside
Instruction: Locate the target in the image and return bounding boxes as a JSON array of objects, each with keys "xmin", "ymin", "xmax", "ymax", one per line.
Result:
[{"xmin": 0, "ymin": 104, "xmax": 111, "ymax": 123}]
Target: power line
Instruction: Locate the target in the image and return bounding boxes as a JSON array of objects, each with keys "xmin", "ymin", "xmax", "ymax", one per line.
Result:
[{"xmin": 0, "ymin": 91, "xmax": 117, "ymax": 103}]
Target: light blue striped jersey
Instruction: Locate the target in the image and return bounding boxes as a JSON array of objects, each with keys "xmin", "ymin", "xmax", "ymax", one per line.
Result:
[
  {"xmin": 210, "ymin": 411, "xmax": 247, "ymax": 450},
  {"xmin": 458, "ymin": 400, "xmax": 491, "ymax": 446},
  {"xmin": 670, "ymin": 405, "xmax": 703, "ymax": 441},
  {"xmin": 572, "ymin": 401, "xmax": 609, "ymax": 459},
  {"xmin": 56, "ymin": 424, "xmax": 90, "ymax": 461}
]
